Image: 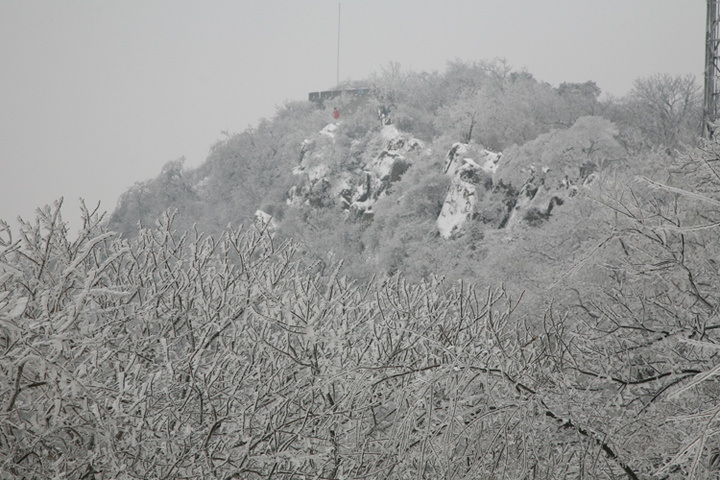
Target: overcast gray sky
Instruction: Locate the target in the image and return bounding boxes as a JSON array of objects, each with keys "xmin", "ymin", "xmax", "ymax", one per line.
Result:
[{"xmin": 0, "ymin": 1, "xmax": 705, "ymax": 233}]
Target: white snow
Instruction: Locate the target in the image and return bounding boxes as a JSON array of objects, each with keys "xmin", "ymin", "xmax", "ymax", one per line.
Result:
[
  {"xmin": 437, "ymin": 176, "xmax": 477, "ymax": 239},
  {"xmin": 320, "ymin": 123, "xmax": 338, "ymax": 138},
  {"xmin": 254, "ymin": 210, "xmax": 277, "ymax": 230},
  {"xmin": 463, "ymin": 158, "xmax": 480, "ymax": 168},
  {"xmin": 380, "ymin": 124, "xmax": 400, "ymax": 141},
  {"xmin": 437, "ymin": 147, "xmax": 499, "ymax": 238},
  {"xmin": 443, "ymin": 143, "xmax": 468, "ymax": 176},
  {"xmin": 368, "ymin": 154, "xmax": 396, "ymax": 180},
  {"xmin": 307, "ymin": 164, "xmax": 329, "ymax": 181},
  {"xmin": 445, "ymin": 144, "xmax": 501, "ymax": 177},
  {"xmin": 479, "ymin": 151, "xmax": 501, "ymax": 174},
  {"xmin": 351, "ymin": 198, "xmax": 373, "ymax": 212}
]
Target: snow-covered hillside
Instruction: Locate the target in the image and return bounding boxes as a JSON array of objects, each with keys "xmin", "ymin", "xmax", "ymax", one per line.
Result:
[{"xmin": 277, "ymin": 116, "xmax": 621, "ymax": 245}]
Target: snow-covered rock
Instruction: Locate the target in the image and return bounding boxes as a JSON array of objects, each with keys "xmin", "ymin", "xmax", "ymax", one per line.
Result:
[
  {"xmin": 489, "ymin": 117, "xmax": 622, "ymax": 229},
  {"xmin": 319, "ymin": 123, "xmax": 338, "ymax": 138},
  {"xmin": 438, "ymin": 164, "xmax": 483, "ymax": 239},
  {"xmin": 288, "ymin": 123, "xmax": 423, "ymax": 216},
  {"xmin": 436, "ymin": 119, "xmax": 618, "ymax": 238},
  {"xmin": 444, "ymin": 143, "xmax": 501, "ymax": 177},
  {"xmin": 437, "ymin": 143, "xmax": 501, "ymax": 238},
  {"xmin": 254, "ymin": 210, "xmax": 277, "ymax": 231},
  {"xmin": 381, "ymin": 124, "xmax": 400, "ymax": 142},
  {"xmin": 501, "ymin": 166, "xmax": 572, "ymax": 229}
]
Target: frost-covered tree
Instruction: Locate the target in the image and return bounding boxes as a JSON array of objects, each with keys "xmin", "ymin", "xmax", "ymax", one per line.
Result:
[
  {"xmin": 610, "ymin": 73, "xmax": 702, "ymax": 151},
  {"xmin": 0, "ymin": 201, "xmax": 678, "ymax": 480},
  {"xmin": 543, "ymin": 136, "xmax": 720, "ymax": 479}
]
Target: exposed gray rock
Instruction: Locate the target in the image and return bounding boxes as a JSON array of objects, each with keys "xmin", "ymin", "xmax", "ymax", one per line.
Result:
[
  {"xmin": 437, "ymin": 143, "xmax": 502, "ymax": 239},
  {"xmin": 288, "ymin": 123, "xmax": 423, "ymax": 217},
  {"xmin": 254, "ymin": 210, "xmax": 277, "ymax": 231},
  {"xmin": 437, "ymin": 117, "xmax": 621, "ymax": 237}
]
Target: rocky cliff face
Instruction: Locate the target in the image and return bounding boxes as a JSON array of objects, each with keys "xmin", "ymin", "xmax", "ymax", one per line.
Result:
[
  {"xmin": 287, "ymin": 123, "xmax": 423, "ymax": 219},
  {"xmin": 437, "ymin": 143, "xmax": 500, "ymax": 239},
  {"xmin": 278, "ymin": 116, "xmax": 619, "ymax": 241},
  {"xmin": 436, "ymin": 141, "xmax": 577, "ymax": 238},
  {"xmin": 436, "ymin": 116, "xmax": 621, "ymax": 238}
]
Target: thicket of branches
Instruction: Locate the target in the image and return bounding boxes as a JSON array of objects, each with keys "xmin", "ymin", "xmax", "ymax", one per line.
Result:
[{"xmin": 3, "ymin": 156, "xmax": 720, "ymax": 478}]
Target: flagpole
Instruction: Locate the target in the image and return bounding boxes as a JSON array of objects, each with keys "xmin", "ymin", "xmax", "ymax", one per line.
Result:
[{"xmin": 336, "ymin": 3, "xmax": 341, "ymax": 86}]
